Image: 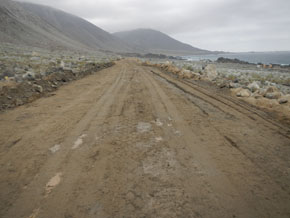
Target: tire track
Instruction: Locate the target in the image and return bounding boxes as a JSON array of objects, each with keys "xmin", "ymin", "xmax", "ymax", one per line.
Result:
[
  {"xmin": 1, "ymin": 60, "xmax": 290, "ymax": 218},
  {"xmin": 2, "ymin": 62, "xmax": 127, "ymax": 218},
  {"xmin": 149, "ymin": 68, "xmax": 290, "ymax": 139}
]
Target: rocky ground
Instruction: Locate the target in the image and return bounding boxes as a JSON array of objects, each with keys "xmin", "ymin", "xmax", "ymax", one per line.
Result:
[
  {"xmin": 142, "ymin": 58, "xmax": 290, "ymax": 125},
  {"xmin": 0, "ymin": 43, "xmax": 116, "ymax": 110}
]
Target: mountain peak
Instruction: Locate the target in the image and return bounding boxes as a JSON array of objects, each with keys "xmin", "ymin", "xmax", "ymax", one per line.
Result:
[{"xmin": 114, "ymin": 29, "xmax": 209, "ymax": 56}]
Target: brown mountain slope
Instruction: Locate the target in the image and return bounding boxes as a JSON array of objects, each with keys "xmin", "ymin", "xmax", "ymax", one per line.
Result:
[{"xmin": 0, "ymin": 0, "xmax": 135, "ymax": 53}]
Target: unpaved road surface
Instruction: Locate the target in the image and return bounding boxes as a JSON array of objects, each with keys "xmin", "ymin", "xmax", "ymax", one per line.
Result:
[{"xmin": 1, "ymin": 59, "xmax": 290, "ymax": 218}]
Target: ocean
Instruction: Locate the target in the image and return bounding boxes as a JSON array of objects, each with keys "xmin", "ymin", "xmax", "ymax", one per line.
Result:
[{"xmin": 184, "ymin": 51, "xmax": 290, "ymax": 65}]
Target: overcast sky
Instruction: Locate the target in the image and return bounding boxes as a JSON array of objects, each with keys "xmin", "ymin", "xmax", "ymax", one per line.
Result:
[{"xmin": 19, "ymin": 0, "xmax": 290, "ymax": 52}]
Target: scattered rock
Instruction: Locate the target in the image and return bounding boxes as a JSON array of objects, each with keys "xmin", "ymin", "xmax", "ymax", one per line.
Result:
[
  {"xmin": 265, "ymin": 92, "xmax": 282, "ymax": 99},
  {"xmin": 263, "ymin": 86, "xmax": 281, "ymax": 99},
  {"xmin": 22, "ymin": 71, "xmax": 36, "ymax": 80},
  {"xmin": 168, "ymin": 66, "xmax": 180, "ymax": 75},
  {"xmin": 32, "ymin": 84, "xmax": 43, "ymax": 93},
  {"xmin": 60, "ymin": 60, "xmax": 65, "ymax": 68},
  {"xmin": 204, "ymin": 64, "xmax": 217, "ymax": 81},
  {"xmin": 229, "ymin": 82, "xmax": 240, "ymax": 89},
  {"xmin": 15, "ymin": 98, "xmax": 23, "ymax": 106},
  {"xmin": 179, "ymin": 69, "xmax": 193, "ymax": 79},
  {"xmin": 191, "ymin": 72, "xmax": 201, "ymax": 80},
  {"xmin": 247, "ymin": 81, "xmax": 260, "ymax": 92},
  {"xmin": 252, "ymin": 92, "xmax": 263, "ymax": 99},
  {"xmin": 164, "ymin": 61, "xmax": 171, "ymax": 66},
  {"xmin": 279, "ymin": 99, "xmax": 288, "ymax": 104},
  {"xmin": 236, "ymin": 89, "xmax": 251, "ymax": 97},
  {"xmin": 30, "ymin": 57, "xmax": 40, "ymax": 61},
  {"xmin": 219, "ymin": 82, "xmax": 228, "ymax": 89},
  {"xmin": 265, "ymin": 86, "xmax": 279, "ymax": 94}
]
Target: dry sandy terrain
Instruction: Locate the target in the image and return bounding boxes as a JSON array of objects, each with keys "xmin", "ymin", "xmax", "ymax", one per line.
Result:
[{"xmin": 0, "ymin": 59, "xmax": 290, "ymax": 218}]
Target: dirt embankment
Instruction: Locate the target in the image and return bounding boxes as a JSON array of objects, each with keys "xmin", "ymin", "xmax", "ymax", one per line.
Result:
[{"xmin": 0, "ymin": 62, "xmax": 114, "ymax": 111}]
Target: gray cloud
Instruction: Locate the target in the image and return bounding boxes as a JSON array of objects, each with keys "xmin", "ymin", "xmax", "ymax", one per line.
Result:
[{"xmin": 18, "ymin": 0, "xmax": 290, "ymax": 51}]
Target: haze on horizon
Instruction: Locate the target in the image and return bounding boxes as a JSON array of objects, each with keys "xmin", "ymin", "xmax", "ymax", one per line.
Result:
[{"xmin": 18, "ymin": 0, "xmax": 290, "ymax": 52}]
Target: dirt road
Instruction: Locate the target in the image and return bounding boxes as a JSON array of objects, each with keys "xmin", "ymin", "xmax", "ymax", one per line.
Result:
[{"xmin": 1, "ymin": 59, "xmax": 290, "ymax": 218}]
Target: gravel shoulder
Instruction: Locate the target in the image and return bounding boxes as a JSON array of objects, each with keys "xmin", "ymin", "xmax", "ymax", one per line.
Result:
[{"xmin": 0, "ymin": 59, "xmax": 290, "ymax": 218}]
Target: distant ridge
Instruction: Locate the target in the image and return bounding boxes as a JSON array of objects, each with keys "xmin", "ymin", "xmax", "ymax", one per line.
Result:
[
  {"xmin": 0, "ymin": 0, "xmax": 135, "ymax": 53},
  {"xmin": 0, "ymin": 0, "xmax": 211, "ymax": 56},
  {"xmin": 114, "ymin": 28, "xmax": 210, "ymax": 56}
]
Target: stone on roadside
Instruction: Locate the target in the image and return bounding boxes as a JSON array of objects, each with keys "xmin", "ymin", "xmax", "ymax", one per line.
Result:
[
  {"xmin": 229, "ymin": 82, "xmax": 240, "ymax": 89},
  {"xmin": 14, "ymin": 75, "xmax": 23, "ymax": 82},
  {"xmin": 32, "ymin": 84, "xmax": 43, "ymax": 93},
  {"xmin": 252, "ymin": 90, "xmax": 263, "ymax": 99},
  {"xmin": 204, "ymin": 64, "xmax": 218, "ymax": 81},
  {"xmin": 179, "ymin": 69, "xmax": 193, "ymax": 79},
  {"xmin": 164, "ymin": 61, "xmax": 171, "ymax": 66},
  {"xmin": 218, "ymin": 81, "xmax": 229, "ymax": 89},
  {"xmin": 265, "ymin": 86, "xmax": 279, "ymax": 94},
  {"xmin": 263, "ymin": 86, "xmax": 282, "ymax": 99},
  {"xmin": 264, "ymin": 92, "xmax": 282, "ymax": 100},
  {"xmin": 167, "ymin": 65, "xmax": 180, "ymax": 75},
  {"xmin": 30, "ymin": 56, "xmax": 40, "ymax": 61},
  {"xmin": 40, "ymin": 71, "xmax": 49, "ymax": 77},
  {"xmin": 60, "ymin": 61, "xmax": 65, "ymax": 68},
  {"xmin": 247, "ymin": 81, "xmax": 260, "ymax": 92},
  {"xmin": 279, "ymin": 99, "xmax": 288, "ymax": 104},
  {"xmin": 15, "ymin": 98, "xmax": 23, "ymax": 106},
  {"xmin": 22, "ymin": 71, "xmax": 36, "ymax": 80},
  {"xmin": 192, "ymin": 72, "xmax": 201, "ymax": 80},
  {"xmin": 236, "ymin": 88, "xmax": 251, "ymax": 97},
  {"xmin": 252, "ymin": 93, "xmax": 263, "ymax": 99}
]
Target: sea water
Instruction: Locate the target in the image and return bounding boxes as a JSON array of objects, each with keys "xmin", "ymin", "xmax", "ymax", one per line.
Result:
[{"xmin": 184, "ymin": 51, "xmax": 290, "ymax": 65}]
